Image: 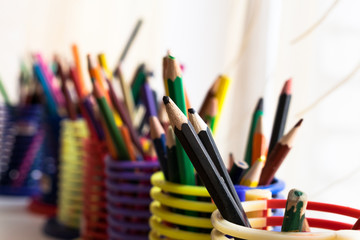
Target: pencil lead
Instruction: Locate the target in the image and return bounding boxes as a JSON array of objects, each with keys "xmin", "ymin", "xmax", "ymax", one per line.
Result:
[
  {"xmin": 256, "ymin": 98, "xmax": 264, "ymax": 112},
  {"xmin": 295, "ymin": 118, "xmax": 303, "ymax": 127},
  {"xmin": 188, "ymin": 108, "xmax": 196, "ymax": 114},
  {"xmin": 163, "ymin": 96, "xmax": 170, "ymax": 104},
  {"xmin": 282, "ymin": 78, "xmax": 292, "ymax": 95}
]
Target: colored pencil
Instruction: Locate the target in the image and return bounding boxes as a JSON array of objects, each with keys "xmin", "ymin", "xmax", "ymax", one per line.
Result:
[
  {"xmin": 198, "ymin": 77, "xmax": 220, "ymax": 119},
  {"xmin": 131, "ymin": 64, "xmax": 147, "ymax": 105},
  {"xmin": 71, "ymin": 44, "xmax": 88, "ymax": 98},
  {"xmin": 98, "ymin": 53, "xmax": 113, "ymax": 80},
  {"xmin": 116, "ymin": 64, "xmax": 135, "ymax": 121},
  {"xmin": 245, "ymin": 189, "xmax": 271, "ymax": 220},
  {"xmin": 165, "ymin": 55, "xmax": 195, "ymax": 186},
  {"xmin": 150, "ymin": 116, "xmax": 168, "ymax": 180},
  {"xmin": 240, "ymin": 156, "xmax": 265, "ymax": 187},
  {"xmin": 106, "ymin": 78, "xmax": 143, "ymax": 154},
  {"xmin": 55, "ymin": 58, "xmax": 77, "ymax": 120},
  {"xmin": 245, "ymin": 98, "xmax": 264, "ymax": 166},
  {"xmin": 33, "ymin": 64, "xmax": 58, "ymax": 116},
  {"xmin": 282, "ymin": 189, "xmax": 308, "ymax": 232},
  {"xmin": 163, "ymin": 96, "xmax": 250, "ymax": 229},
  {"xmin": 93, "ymin": 81, "xmax": 129, "ymax": 160},
  {"xmin": 116, "ymin": 19, "xmax": 143, "ymax": 69},
  {"xmin": 141, "ymin": 80, "xmax": 158, "ymax": 117},
  {"xmin": 166, "ymin": 126, "xmax": 180, "ymax": 184},
  {"xmin": 268, "ymin": 79, "xmax": 292, "ymax": 155},
  {"xmin": 212, "ymin": 75, "xmax": 230, "ymax": 133},
  {"xmin": 227, "ymin": 153, "xmax": 235, "ymax": 172},
  {"xmin": 204, "ymin": 97, "xmax": 218, "ymax": 131},
  {"xmin": 259, "ymin": 119, "xmax": 303, "ymax": 186},
  {"xmin": 188, "ymin": 108, "xmax": 244, "ymax": 211},
  {"xmin": 69, "ymin": 66, "xmax": 104, "ymax": 140},
  {"xmin": 251, "ymin": 115, "xmax": 267, "ymax": 165},
  {"xmin": 120, "ymin": 125, "xmax": 136, "ymax": 161}
]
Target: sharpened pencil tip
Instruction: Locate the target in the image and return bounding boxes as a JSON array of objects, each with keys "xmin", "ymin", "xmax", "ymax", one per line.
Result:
[
  {"xmin": 282, "ymin": 78, "xmax": 292, "ymax": 95},
  {"xmin": 163, "ymin": 96, "xmax": 170, "ymax": 104},
  {"xmin": 295, "ymin": 118, "xmax": 303, "ymax": 127},
  {"xmin": 188, "ymin": 108, "xmax": 196, "ymax": 114},
  {"xmin": 256, "ymin": 98, "xmax": 264, "ymax": 111}
]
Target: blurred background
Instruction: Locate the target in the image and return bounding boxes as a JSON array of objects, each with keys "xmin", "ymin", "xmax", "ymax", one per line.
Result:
[{"xmin": 0, "ymin": 0, "xmax": 360, "ymax": 238}]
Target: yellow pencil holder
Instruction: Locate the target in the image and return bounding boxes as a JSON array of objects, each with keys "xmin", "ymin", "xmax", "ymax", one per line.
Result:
[
  {"xmin": 57, "ymin": 119, "xmax": 89, "ymax": 229},
  {"xmin": 149, "ymin": 171, "xmax": 215, "ymax": 240},
  {"xmin": 211, "ymin": 199, "xmax": 360, "ymax": 240},
  {"xmin": 43, "ymin": 119, "xmax": 89, "ymax": 240}
]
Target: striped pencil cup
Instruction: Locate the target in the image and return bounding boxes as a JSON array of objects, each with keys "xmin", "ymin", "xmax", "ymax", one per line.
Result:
[
  {"xmin": 81, "ymin": 138, "xmax": 108, "ymax": 240},
  {"xmin": 211, "ymin": 199, "xmax": 360, "ymax": 240},
  {"xmin": 43, "ymin": 118, "xmax": 89, "ymax": 239},
  {"xmin": 0, "ymin": 104, "xmax": 44, "ymax": 196},
  {"xmin": 105, "ymin": 156, "xmax": 159, "ymax": 239},
  {"xmin": 149, "ymin": 172, "xmax": 286, "ymax": 239},
  {"xmin": 28, "ymin": 113, "xmax": 62, "ymax": 216}
]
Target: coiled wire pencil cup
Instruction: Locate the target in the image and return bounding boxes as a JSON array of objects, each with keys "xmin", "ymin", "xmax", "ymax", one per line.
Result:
[
  {"xmin": 43, "ymin": 119, "xmax": 89, "ymax": 239},
  {"xmin": 211, "ymin": 199, "xmax": 360, "ymax": 240},
  {"xmin": 0, "ymin": 104, "xmax": 44, "ymax": 196},
  {"xmin": 28, "ymin": 113, "xmax": 62, "ymax": 216},
  {"xmin": 82, "ymin": 138, "xmax": 108, "ymax": 240},
  {"xmin": 149, "ymin": 172, "xmax": 286, "ymax": 240},
  {"xmin": 105, "ymin": 156, "xmax": 159, "ymax": 240}
]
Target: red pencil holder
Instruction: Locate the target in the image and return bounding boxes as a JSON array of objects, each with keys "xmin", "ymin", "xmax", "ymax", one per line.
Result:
[
  {"xmin": 105, "ymin": 156, "xmax": 159, "ymax": 240},
  {"xmin": 82, "ymin": 138, "xmax": 108, "ymax": 240}
]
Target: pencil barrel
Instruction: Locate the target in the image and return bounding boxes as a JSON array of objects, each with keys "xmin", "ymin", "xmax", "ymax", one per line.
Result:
[{"xmin": 105, "ymin": 156, "xmax": 159, "ymax": 239}]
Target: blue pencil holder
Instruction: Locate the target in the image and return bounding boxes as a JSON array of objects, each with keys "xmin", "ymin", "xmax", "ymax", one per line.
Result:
[
  {"xmin": 28, "ymin": 113, "xmax": 62, "ymax": 216},
  {"xmin": 0, "ymin": 104, "xmax": 44, "ymax": 196},
  {"xmin": 235, "ymin": 178, "xmax": 285, "ymax": 202}
]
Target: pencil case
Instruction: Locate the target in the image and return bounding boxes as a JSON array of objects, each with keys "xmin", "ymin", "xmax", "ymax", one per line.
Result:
[
  {"xmin": 149, "ymin": 171, "xmax": 285, "ymax": 240},
  {"xmin": 0, "ymin": 104, "xmax": 44, "ymax": 196},
  {"xmin": 211, "ymin": 199, "xmax": 360, "ymax": 240},
  {"xmin": 43, "ymin": 118, "xmax": 89, "ymax": 239},
  {"xmin": 82, "ymin": 138, "xmax": 108, "ymax": 240},
  {"xmin": 28, "ymin": 113, "xmax": 62, "ymax": 216},
  {"xmin": 105, "ymin": 156, "xmax": 159, "ymax": 240}
]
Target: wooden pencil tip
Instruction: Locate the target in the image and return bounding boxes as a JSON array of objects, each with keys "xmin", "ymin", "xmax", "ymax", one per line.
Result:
[
  {"xmin": 282, "ymin": 78, "xmax": 292, "ymax": 95},
  {"xmin": 188, "ymin": 108, "xmax": 196, "ymax": 114},
  {"xmin": 93, "ymin": 81, "xmax": 102, "ymax": 99},
  {"xmin": 163, "ymin": 96, "xmax": 170, "ymax": 104},
  {"xmin": 295, "ymin": 118, "xmax": 303, "ymax": 127}
]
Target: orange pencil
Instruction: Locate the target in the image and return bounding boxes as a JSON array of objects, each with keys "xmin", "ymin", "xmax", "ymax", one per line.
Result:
[
  {"xmin": 120, "ymin": 125, "xmax": 136, "ymax": 161},
  {"xmin": 71, "ymin": 44, "xmax": 88, "ymax": 98},
  {"xmin": 252, "ymin": 115, "xmax": 267, "ymax": 165}
]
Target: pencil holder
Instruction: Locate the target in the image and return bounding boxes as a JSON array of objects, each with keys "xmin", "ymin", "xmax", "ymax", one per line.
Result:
[
  {"xmin": 105, "ymin": 156, "xmax": 159, "ymax": 240},
  {"xmin": 0, "ymin": 104, "xmax": 44, "ymax": 196},
  {"xmin": 211, "ymin": 199, "xmax": 360, "ymax": 240},
  {"xmin": 235, "ymin": 178, "xmax": 285, "ymax": 202},
  {"xmin": 82, "ymin": 138, "xmax": 108, "ymax": 240},
  {"xmin": 149, "ymin": 172, "xmax": 286, "ymax": 239},
  {"xmin": 43, "ymin": 118, "xmax": 89, "ymax": 239},
  {"xmin": 28, "ymin": 114, "xmax": 62, "ymax": 216}
]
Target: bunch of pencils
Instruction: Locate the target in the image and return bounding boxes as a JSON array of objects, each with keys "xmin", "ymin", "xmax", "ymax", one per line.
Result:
[{"xmin": 228, "ymin": 79, "xmax": 304, "ymax": 189}]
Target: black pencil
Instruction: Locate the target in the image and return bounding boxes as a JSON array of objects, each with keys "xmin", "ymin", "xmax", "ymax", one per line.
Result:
[
  {"xmin": 165, "ymin": 126, "xmax": 181, "ymax": 184},
  {"xmin": 150, "ymin": 116, "xmax": 169, "ymax": 180},
  {"xmin": 188, "ymin": 108, "xmax": 244, "ymax": 211},
  {"xmin": 268, "ymin": 79, "xmax": 292, "ymax": 155},
  {"xmin": 163, "ymin": 96, "xmax": 250, "ymax": 228}
]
